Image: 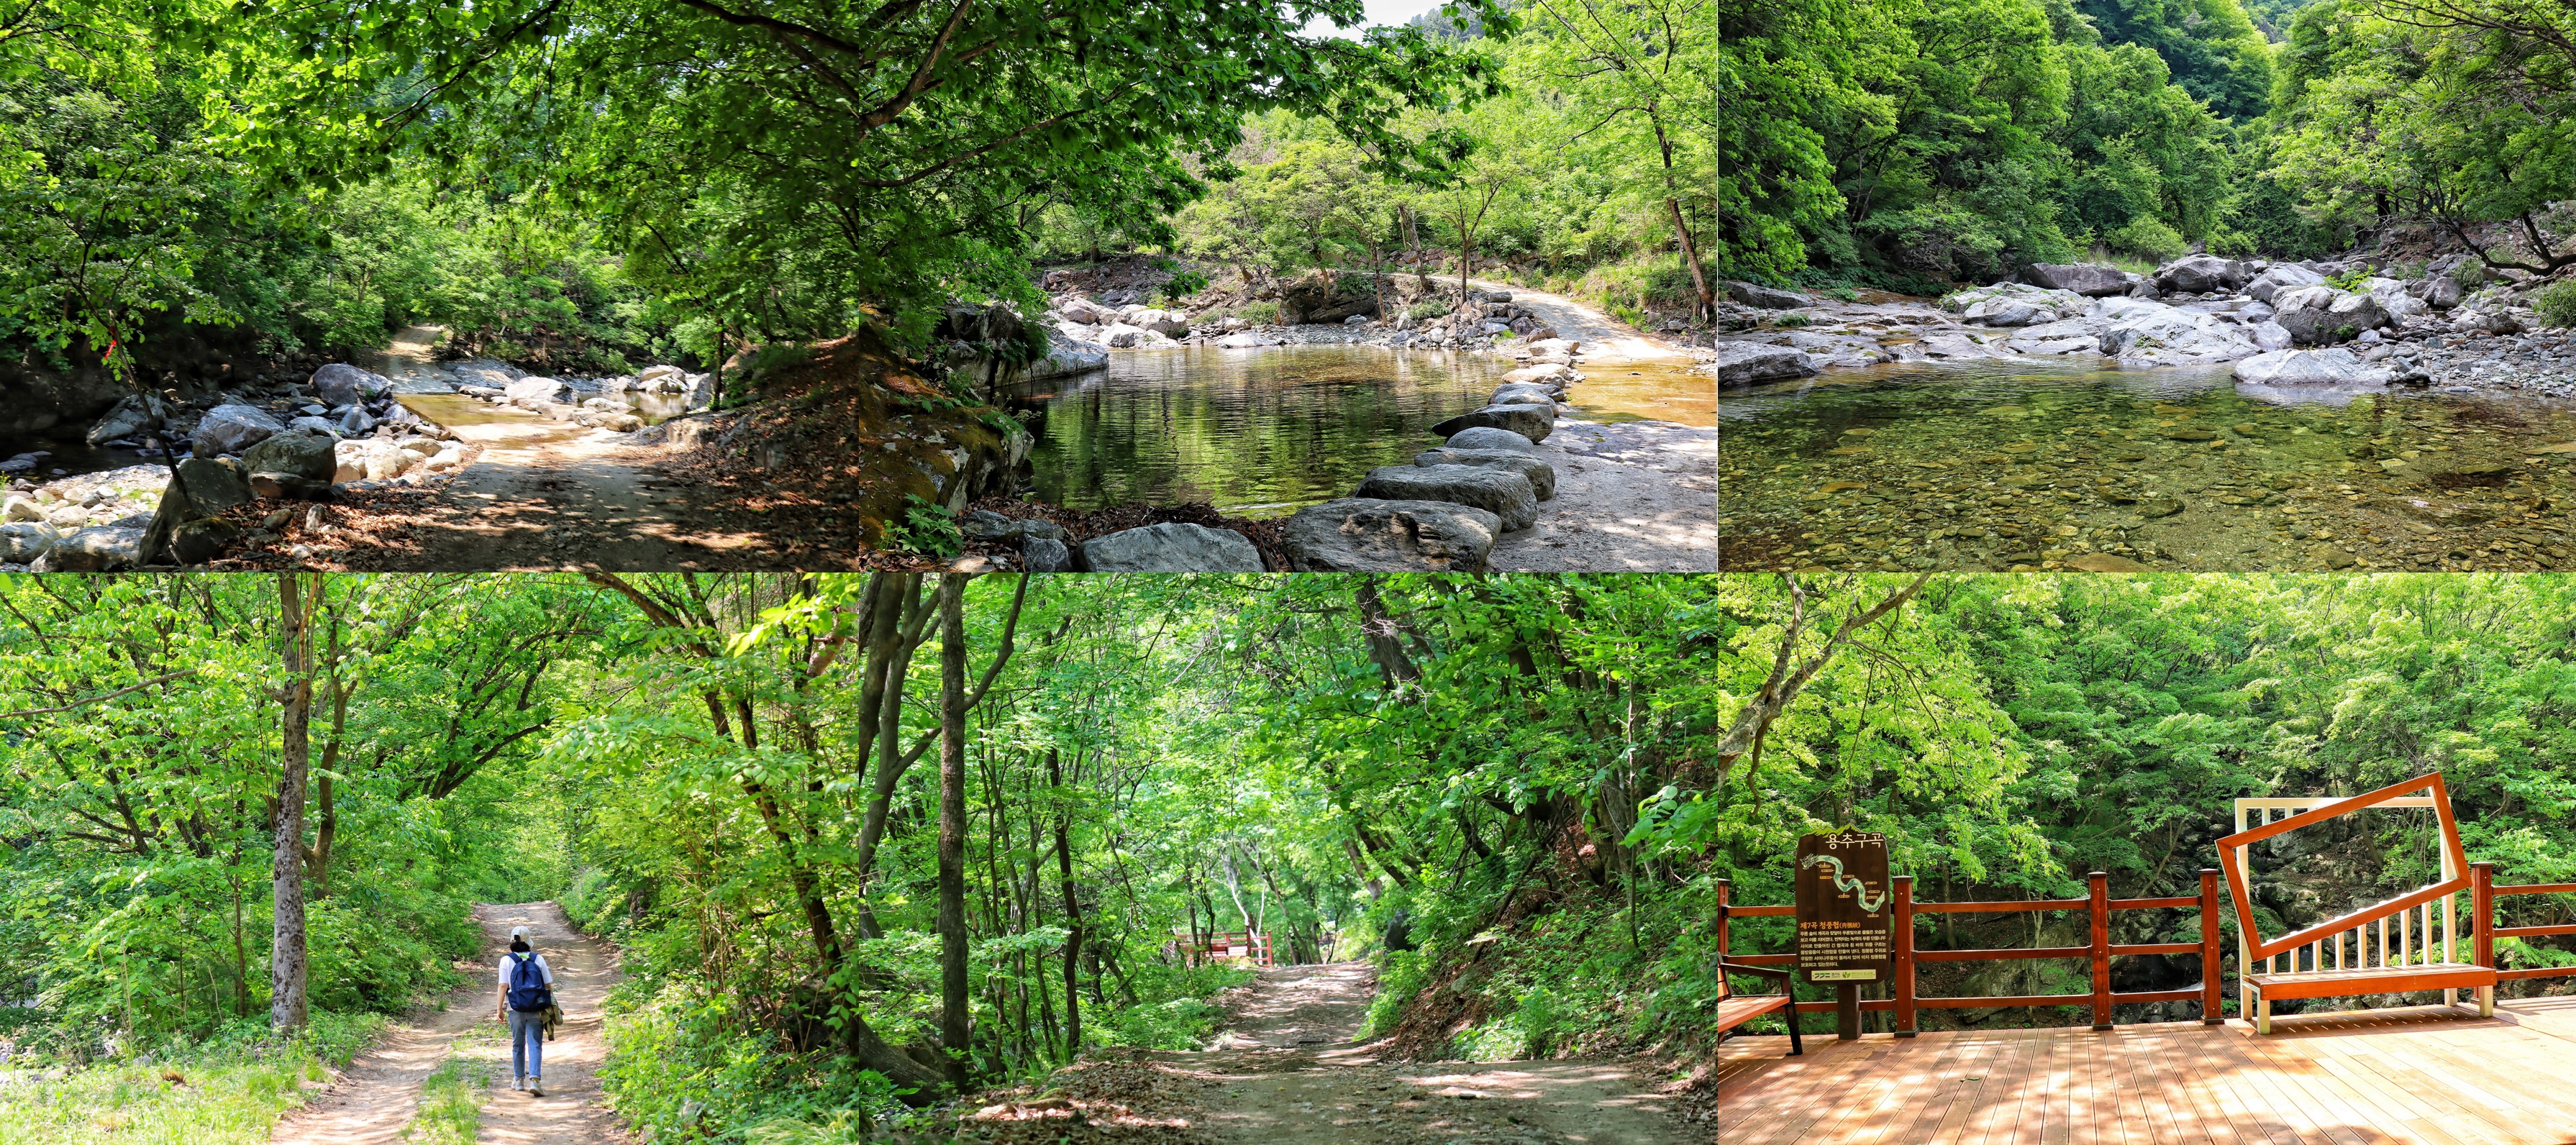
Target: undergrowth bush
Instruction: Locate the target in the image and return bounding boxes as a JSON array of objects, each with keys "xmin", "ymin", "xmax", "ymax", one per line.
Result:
[
  {"xmin": 2533, "ymin": 280, "xmax": 2576, "ymax": 328},
  {"xmin": 0, "ymin": 1012, "xmax": 386, "ymax": 1145},
  {"xmin": 1236, "ymin": 300, "xmax": 1282, "ymax": 325}
]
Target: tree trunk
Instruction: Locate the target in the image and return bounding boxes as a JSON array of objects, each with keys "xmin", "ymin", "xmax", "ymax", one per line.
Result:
[
  {"xmin": 1050, "ymin": 747, "xmax": 1083, "ymax": 1059},
  {"xmin": 271, "ymin": 572, "xmax": 316, "ymax": 1032},
  {"xmin": 935, "ymin": 572, "xmax": 973, "ymax": 1090}
]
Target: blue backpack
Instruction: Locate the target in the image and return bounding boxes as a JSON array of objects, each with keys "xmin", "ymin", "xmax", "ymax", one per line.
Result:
[{"xmin": 506, "ymin": 952, "xmax": 553, "ymax": 1012}]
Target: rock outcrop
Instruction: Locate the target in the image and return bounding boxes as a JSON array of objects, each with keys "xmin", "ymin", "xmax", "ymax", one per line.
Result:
[{"xmin": 1280, "ymin": 498, "xmax": 1501, "ymax": 571}]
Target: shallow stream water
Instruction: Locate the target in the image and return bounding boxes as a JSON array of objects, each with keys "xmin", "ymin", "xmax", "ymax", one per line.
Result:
[
  {"xmin": 1720, "ymin": 360, "xmax": 2576, "ymax": 571},
  {"xmin": 1011, "ymin": 345, "xmax": 1716, "ymax": 518}
]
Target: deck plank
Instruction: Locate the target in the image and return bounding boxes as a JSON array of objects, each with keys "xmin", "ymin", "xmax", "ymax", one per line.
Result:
[{"xmin": 1717, "ymin": 999, "xmax": 2576, "ymax": 1145}]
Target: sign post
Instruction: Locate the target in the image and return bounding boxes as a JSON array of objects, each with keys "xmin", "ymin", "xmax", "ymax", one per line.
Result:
[{"xmin": 1797, "ymin": 829, "xmax": 1893, "ymax": 1040}]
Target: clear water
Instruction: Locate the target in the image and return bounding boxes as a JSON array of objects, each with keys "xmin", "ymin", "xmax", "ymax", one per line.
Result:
[
  {"xmin": 1012, "ymin": 346, "xmax": 1521, "ymax": 517},
  {"xmin": 1719, "ymin": 360, "xmax": 2576, "ymax": 571}
]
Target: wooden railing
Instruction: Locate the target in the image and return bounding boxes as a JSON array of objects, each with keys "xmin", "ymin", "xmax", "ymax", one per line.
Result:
[{"xmin": 1710, "ymin": 865, "xmax": 2576, "ymax": 1034}]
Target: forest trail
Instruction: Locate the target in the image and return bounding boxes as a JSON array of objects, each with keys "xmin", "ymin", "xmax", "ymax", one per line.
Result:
[
  {"xmin": 1465, "ymin": 279, "xmax": 1685, "ymax": 365},
  {"xmin": 268, "ymin": 901, "xmax": 627, "ymax": 1145},
  {"xmin": 1160, "ymin": 962, "xmax": 1683, "ymax": 1144}
]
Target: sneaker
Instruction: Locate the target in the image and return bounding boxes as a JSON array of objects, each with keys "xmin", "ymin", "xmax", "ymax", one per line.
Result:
[
  {"xmin": 529, "ymin": 1079, "xmax": 543, "ymax": 1098},
  {"xmin": 512, "ymin": 1077, "xmax": 524, "ymax": 1091}
]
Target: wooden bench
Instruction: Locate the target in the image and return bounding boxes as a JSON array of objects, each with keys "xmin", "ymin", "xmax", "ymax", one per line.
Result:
[
  {"xmin": 2242, "ymin": 963, "xmax": 2496, "ymax": 1034},
  {"xmin": 1717, "ymin": 959, "xmax": 1803, "ymax": 1056},
  {"xmin": 2224, "ymin": 774, "xmax": 2500, "ymax": 1034}
]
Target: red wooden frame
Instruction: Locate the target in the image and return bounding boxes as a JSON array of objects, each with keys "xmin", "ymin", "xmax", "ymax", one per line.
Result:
[{"xmin": 2216, "ymin": 772, "xmax": 2469, "ymax": 962}]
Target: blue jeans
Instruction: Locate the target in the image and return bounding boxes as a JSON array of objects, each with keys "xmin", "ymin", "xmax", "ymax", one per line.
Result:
[{"xmin": 508, "ymin": 1008, "xmax": 545, "ymax": 1082}]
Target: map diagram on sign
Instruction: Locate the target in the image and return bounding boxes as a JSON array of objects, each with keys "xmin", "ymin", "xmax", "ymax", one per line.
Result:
[{"xmin": 1801, "ymin": 852, "xmax": 1886, "ymax": 912}]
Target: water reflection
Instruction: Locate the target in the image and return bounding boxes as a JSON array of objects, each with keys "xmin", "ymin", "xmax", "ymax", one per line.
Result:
[
  {"xmin": 1719, "ymin": 360, "xmax": 2576, "ymax": 571},
  {"xmin": 1012, "ymin": 346, "xmax": 1516, "ymax": 517}
]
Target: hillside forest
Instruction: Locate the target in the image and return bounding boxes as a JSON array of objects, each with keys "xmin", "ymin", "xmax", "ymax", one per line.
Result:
[
  {"xmin": 1716, "ymin": 573, "xmax": 2576, "ymax": 1032},
  {"xmin": 0, "ymin": 572, "xmax": 1723, "ymax": 1141},
  {"xmin": 2, "ymin": 0, "xmax": 1713, "ymax": 392},
  {"xmin": 1719, "ymin": 0, "xmax": 2576, "ymax": 292}
]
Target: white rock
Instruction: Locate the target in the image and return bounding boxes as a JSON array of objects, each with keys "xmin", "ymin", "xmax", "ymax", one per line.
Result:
[
  {"xmin": 2231, "ymin": 348, "xmax": 2394, "ymax": 386},
  {"xmin": 191, "ymin": 403, "xmax": 284, "ymax": 457}
]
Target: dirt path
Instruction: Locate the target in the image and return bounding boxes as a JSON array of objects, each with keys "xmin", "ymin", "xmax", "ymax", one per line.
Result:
[
  {"xmin": 1165, "ymin": 963, "xmax": 1684, "ymax": 1145},
  {"xmin": 269, "ymin": 901, "xmax": 627, "ymax": 1145},
  {"xmin": 1467, "ymin": 280, "xmax": 1687, "ymax": 365}
]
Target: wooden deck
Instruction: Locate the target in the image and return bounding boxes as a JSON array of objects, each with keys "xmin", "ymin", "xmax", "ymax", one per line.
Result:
[{"xmin": 1718, "ymin": 996, "xmax": 2576, "ymax": 1144}]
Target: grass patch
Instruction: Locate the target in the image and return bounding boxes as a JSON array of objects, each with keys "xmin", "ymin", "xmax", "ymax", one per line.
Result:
[
  {"xmin": 402, "ymin": 1049, "xmax": 491, "ymax": 1145},
  {"xmin": 0, "ymin": 1012, "xmax": 387, "ymax": 1145}
]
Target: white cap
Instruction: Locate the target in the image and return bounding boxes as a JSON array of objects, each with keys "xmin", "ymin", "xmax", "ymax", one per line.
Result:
[{"xmin": 510, "ymin": 925, "xmax": 530, "ymax": 941}]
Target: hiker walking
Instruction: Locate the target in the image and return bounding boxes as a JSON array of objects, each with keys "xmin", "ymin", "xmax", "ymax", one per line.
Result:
[{"xmin": 497, "ymin": 924, "xmax": 557, "ymax": 1097}]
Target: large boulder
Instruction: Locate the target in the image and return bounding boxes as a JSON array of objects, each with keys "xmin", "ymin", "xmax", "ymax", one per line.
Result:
[
  {"xmin": 1428, "ymin": 403, "xmax": 1555, "ymax": 443},
  {"xmin": 2362, "ymin": 277, "xmax": 2429, "ymax": 324},
  {"xmin": 1080, "ymin": 522, "xmax": 1265, "ymax": 571},
  {"xmin": 1415, "ymin": 447, "xmax": 1556, "ymax": 501},
  {"xmin": 2024, "ymin": 263, "xmax": 2132, "ymax": 296},
  {"xmin": 1057, "ymin": 297, "xmax": 1115, "ymax": 325},
  {"xmin": 1281, "ymin": 498, "xmax": 1501, "ymax": 571},
  {"xmin": 1100, "ymin": 323, "xmax": 1171, "ymax": 349},
  {"xmin": 243, "ymin": 426, "xmax": 338, "ymax": 483},
  {"xmin": 1724, "ymin": 280, "xmax": 1813, "ymax": 309},
  {"xmin": 173, "ymin": 456, "xmax": 253, "ymax": 516},
  {"xmin": 1213, "ymin": 332, "xmax": 1282, "ymax": 349},
  {"xmin": 1126, "ymin": 308, "xmax": 1191, "ymax": 337},
  {"xmin": 1716, "ymin": 342, "xmax": 1818, "ymax": 386},
  {"xmin": 2247, "ymin": 264, "xmax": 2324, "ymax": 304},
  {"xmin": 2410, "ymin": 275, "xmax": 2464, "ymax": 309},
  {"xmin": 1444, "ymin": 426, "xmax": 1540, "ymax": 453},
  {"xmin": 190, "ymin": 403, "xmax": 283, "ymax": 457},
  {"xmin": 1021, "ymin": 340, "xmax": 1109, "ymax": 383},
  {"xmin": 30, "ymin": 524, "xmax": 145, "ymax": 572},
  {"xmin": 86, "ymin": 393, "xmax": 170, "ymax": 446},
  {"xmin": 2231, "ymin": 348, "xmax": 2394, "ymax": 386},
  {"xmin": 1280, "ymin": 270, "xmax": 1380, "ymax": 324},
  {"xmin": 1942, "ymin": 283, "xmax": 2082, "ymax": 322},
  {"xmin": 2272, "ymin": 286, "xmax": 2388, "ymax": 345},
  {"xmin": 0, "ymin": 521, "xmax": 58, "ymax": 562},
  {"xmin": 506, "ymin": 377, "xmax": 570, "ymax": 407},
  {"xmin": 2153, "ymin": 254, "xmax": 2252, "ymax": 294},
  {"xmin": 1352, "ymin": 464, "xmax": 1537, "ymax": 532},
  {"xmin": 309, "ymin": 363, "xmax": 391, "ymax": 406},
  {"xmin": 2095, "ymin": 303, "xmax": 2261, "ymax": 365},
  {"xmin": 2252, "ymin": 321, "xmax": 2294, "ymax": 351}
]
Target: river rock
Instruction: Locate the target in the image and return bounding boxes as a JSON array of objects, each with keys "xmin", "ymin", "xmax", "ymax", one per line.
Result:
[
  {"xmin": 86, "ymin": 393, "xmax": 170, "ymax": 446},
  {"xmin": 506, "ymin": 377, "xmax": 570, "ymax": 407},
  {"xmin": 31, "ymin": 524, "xmax": 144, "ymax": 572},
  {"xmin": 1490, "ymin": 383, "xmax": 1559, "ymax": 406},
  {"xmin": 287, "ymin": 416, "xmax": 339, "ymax": 437},
  {"xmin": 174, "ymin": 456, "xmax": 252, "ymax": 516},
  {"xmin": 168, "ymin": 517, "xmax": 238, "ymax": 565},
  {"xmin": 1020, "ymin": 536, "xmax": 1073, "ymax": 572},
  {"xmin": 2096, "ymin": 304, "xmax": 2260, "ymax": 365},
  {"xmin": 1962, "ymin": 295, "xmax": 2065, "ymax": 327},
  {"xmin": 1214, "ymin": 332, "xmax": 1282, "ymax": 349},
  {"xmin": 2411, "ymin": 275, "xmax": 2463, "ymax": 309},
  {"xmin": 1414, "ymin": 447, "xmax": 1555, "ymax": 500},
  {"xmin": 244, "ymin": 427, "xmax": 338, "ymax": 483},
  {"xmin": 1444, "ymin": 426, "xmax": 1540, "ymax": 453},
  {"xmin": 190, "ymin": 403, "xmax": 283, "ymax": 457},
  {"xmin": 1352, "ymin": 464, "xmax": 1537, "ymax": 532},
  {"xmin": 1725, "ymin": 280, "xmax": 1811, "ymax": 309},
  {"xmin": 309, "ymin": 363, "xmax": 391, "ymax": 405},
  {"xmin": 2024, "ymin": 263, "xmax": 2133, "ymax": 296},
  {"xmin": 1716, "ymin": 342, "xmax": 1818, "ymax": 385},
  {"xmin": 1429, "ymin": 403, "xmax": 1554, "ymax": 443},
  {"xmin": 2231, "ymin": 348, "xmax": 2394, "ymax": 386},
  {"xmin": 2272, "ymin": 286, "xmax": 2388, "ymax": 345},
  {"xmin": 1941, "ymin": 283, "xmax": 2081, "ymax": 321},
  {"xmin": 1026, "ymin": 341, "xmax": 1110, "ymax": 380},
  {"xmin": 0, "ymin": 522, "xmax": 57, "ymax": 562},
  {"xmin": 2247, "ymin": 264, "xmax": 2324, "ymax": 304},
  {"xmin": 340, "ymin": 408, "xmax": 378, "ymax": 436},
  {"xmin": 1281, "ymin": 498, "xmax": 1501, "ymax": 571},
  {"xmin": 1057, "ymin": 298, "xmax": 1114, "ymax": 325},
  {"xmin": 2362, "ymin": 278, "xmax": 2428, "ymax": 324},
  {"xmin": 2154, "ymin": 254, "xmax": 2252, "ymax": 293},
  {"xmin": 1100, "ymin": 323, "xmax": 1169, "ymax": 349},
  {"xmin": 1080, "ymin": 522, "xmax": 1265, "ymax": 572},
  {"xmin": 1127, "ymin": 309, "xmax": 1191, "ymax": 337},
  {"xmin": 1503, "ymin": 363, "xmax": 1577, "ymax": 386},
  {"xmin": 2252, "ymin": 321, "xmax": 2293, "ymax": 351}
]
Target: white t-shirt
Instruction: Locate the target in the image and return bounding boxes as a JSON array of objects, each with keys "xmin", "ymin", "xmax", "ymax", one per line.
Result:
[{"xmin": 499, "ymin": 951, "xmax": 554, "ymax": 990}]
